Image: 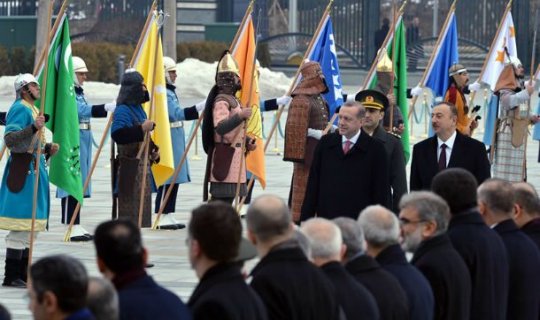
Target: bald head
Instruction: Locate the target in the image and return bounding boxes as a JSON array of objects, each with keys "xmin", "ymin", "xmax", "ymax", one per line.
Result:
[
  {"xmin": 478, "ymin": 178, "xmax": 515, "ymax": 218},
  {"xmin": 513, "ymin": 182, "xmax": 539, "ymax": 198},
  {"xmin": 246, "ymin": 194, "xmax": 292, "ymax": 242},
  {"xmin": 301, "ymin": 218, "xmax": 342, "ymax": 262},
  {"xmin": 358, "ymin": 205, "xmax": 400, "ymax": 248}
]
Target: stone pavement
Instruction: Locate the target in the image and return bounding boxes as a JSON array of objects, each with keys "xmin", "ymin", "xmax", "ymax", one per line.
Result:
[{"xmin": 1, "ymin": 93, "xmax": 540, "ymax": 318}]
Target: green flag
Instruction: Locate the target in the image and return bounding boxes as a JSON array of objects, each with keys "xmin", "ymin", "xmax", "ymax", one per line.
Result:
[
  {"xmin": 37, "ymin": 14, "xmax": 83, "ymax": 203},
  {"xmin": 368, "ymin": 18, "xmax": 410, "ymax": 163}
]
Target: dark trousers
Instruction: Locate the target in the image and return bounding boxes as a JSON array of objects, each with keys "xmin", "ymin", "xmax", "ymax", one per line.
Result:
[
  {"xmin": 155, "ymin": 184, "xmax": 179, "ymax": 214},
  {"xmin": 210, "ymin": 197, "xmax": 235, "ymax": 204},
  {"xmin": 61, "ymin": 196, "xmax": 80, "ymax": 224}
]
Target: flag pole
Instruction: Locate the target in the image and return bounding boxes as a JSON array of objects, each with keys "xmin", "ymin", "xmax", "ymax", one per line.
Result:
[
  {"xmin": 408, "ymin": 0, "xmax": 456, "ymax": 120},
  {"xmin": 388, "ymin": 0, "xmax": 399, "ymax": 134},
  {"xmin": 28, "ymin": 0, "xmax": 55, "ymax": 279}
]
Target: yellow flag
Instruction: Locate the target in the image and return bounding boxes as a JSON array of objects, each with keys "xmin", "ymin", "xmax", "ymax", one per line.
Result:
[
  {"xmin": 132, "ymin": 13, "xmax": 174, "ymax": 186},
  {"xmin": 232, "ymin": 12, "xmax": 266, "ymax": 189}
]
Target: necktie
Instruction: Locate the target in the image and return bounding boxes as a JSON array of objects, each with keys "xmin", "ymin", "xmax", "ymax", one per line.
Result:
[
  {"xmin": 343, "ymin": 140, "xmax": 352, "ymax": 154},
  {"xmin": 438, "ymin": 144, "xmax": 447, "ymax": 171}
]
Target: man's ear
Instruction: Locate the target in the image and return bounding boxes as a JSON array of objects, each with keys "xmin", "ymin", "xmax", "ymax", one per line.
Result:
[
  {"xmin": 97, "ymin": 257, "xmax": 107, "ymax": 273},
  {"xmin": 43, "ymin": 291, "xmax": 58, "ymax": 314},
  {"xmin": 247, "ymin": 229, "xmax": 257, "ymax": 246},
  {"xmin": 142, "ymin": 247, "xmax": 149, "ymax": 265},
  {"xmin": 340, "ymin": 244, "xmax": 347, "ymax": 262}
]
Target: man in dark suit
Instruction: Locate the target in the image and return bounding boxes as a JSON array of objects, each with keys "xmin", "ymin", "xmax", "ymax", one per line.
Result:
[
  {"xmin": 334, "ymin": 217, "xmax": 409, "ymax": 320},
  {"xmin": 301, "ymin": 97, "xmax": 390, "ymax": 221},
  {"xmin": 410, "ymin": 101, "xmax": 490, "ymax": 191},
  {"xmin": 186, "ymin": 202, "xmax": 267, "ymax": 320},
  {"xmin": 247, "ymin": 195, "xmax": 340, "ymax": 320},
  {"xmin": 362, "ymin": 89, "xmax": 407, "ymax": 213},
  {"xmin": 359, "ymin": 205, "xmax": 434, "ymax": 320},
  {"xmin": 512, "ymin": 182, "xmax": 540, "ymax": 249},
  {"xmin": 93, "ymin": 219, "xmax": 191, "ymax": 320},
  {"xmin": 478, "ymin": 179, "xmax": 540, "ymax": 320},
  {"xmin": 432, "ymin": 168, "xmax": 508, "ymax": 320},
  {"xmin": 301, "ymin": 218, "xmax": 379, "ymax": 320},
  {"xmin": 399, "ymin": 191, "xmax": 471, "ymax": 320}
]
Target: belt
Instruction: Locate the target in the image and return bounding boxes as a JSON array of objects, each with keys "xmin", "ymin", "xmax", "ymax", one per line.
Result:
[
  {"xmin": 170, "ymin": 121, "xmax": 183, "ymax": 128},
  {"xmin": 79, "ymin": 123, "xmax": 91, "ymax": 130}
]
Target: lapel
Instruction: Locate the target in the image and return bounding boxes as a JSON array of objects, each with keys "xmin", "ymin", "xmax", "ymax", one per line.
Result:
[
  {"xmin": 448, "ymin": 131, "xmax": 462, "ymax": 167},
  {"xmin": 428, "ymin": 135, "xmax": 439, "ymax": 172}
]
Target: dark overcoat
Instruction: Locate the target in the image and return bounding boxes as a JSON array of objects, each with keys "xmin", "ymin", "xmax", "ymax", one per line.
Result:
[
  {"xmin": 494, "ymin": 219, "xmax": 540, "ymax": 320},
  {"xmin": 188, "ymin": 263, "xmax": 267, "ymax": 320},
  {"xmin": 410, "ymin": 132, "xmax": 490, "ymax": 191},
  {"xmin": 521, "ymin": 217, "xmax": 540, "ymax": 250},
  {"xmin": 301, "ymin": 131, "xmax": 390, "ymax": 221},
  {"xmin": 411, "ymin": 234, "xmax": 471, "ymax": 320},
  {"xmin": 376, "ymin": 244, "xmax": 434, "ymax": 320},
  {"xmin": 446, "ymin": 210, "xmax": 509, "ymax": 320}
]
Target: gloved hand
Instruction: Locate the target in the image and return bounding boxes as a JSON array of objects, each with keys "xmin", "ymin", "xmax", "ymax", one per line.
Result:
[
  {"xmin": 525, "ymin": 80, "xmax": 536, "ymax": 95},
  {"xmin": 346, "ymin": 94, "xmax": 356, "ymax": 102},
  {"xmin": 104, "ymin": 101, "xmax": 116, "ymax": 112},
  {"xmin": 411, "ymin": 85, "xmax": 423, "ymax": 97},
  {"xmin": 276, "ymin": 95, "xmax": 292, "ymax": 106},
  {"xmin": 307, "ymin": 128, "xmax": 323, "ymax": 140},
  {"xmin": 468, "ymin": 81, "xmax": 482, "ymax": 92},
  {"xmin": 195, "ymin": 100, "xmax": 206, "ymax": 112}
]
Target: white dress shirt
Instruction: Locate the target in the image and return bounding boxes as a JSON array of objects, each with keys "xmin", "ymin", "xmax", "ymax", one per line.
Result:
[{"xmin": 437, "ymin": 130, "xmax": 457, "ymax": 167}]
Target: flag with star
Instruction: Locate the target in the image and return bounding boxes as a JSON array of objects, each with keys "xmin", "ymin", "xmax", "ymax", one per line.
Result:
[
  {"xmin": 35, "ymin": 13, "xmax": 83, "ymax": 203},
  {"xmin": 297, "ymin": 14, "xmax": 343, "ymax": 117}
]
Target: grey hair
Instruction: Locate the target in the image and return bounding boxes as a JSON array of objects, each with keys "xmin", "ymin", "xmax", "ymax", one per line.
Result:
[
  {"xmin": 399, "ymin": 191, "xmax": 451, "ymax": 235},
  {"xmin": 246, "ymin": 194, "xmax": 292, "ymax": 242},
  {"xmin": 294, "ymin": 229, "xmax": 312, "ymax": 258},
  {"xmin": 342, "ymin": 101, "xmax": 366, "ymax": 118},
  {"xmin": 358, "ymin": 205, "xmax": 400, "ymax": 247},
  {"xmin": 333, "ymin": 217, "xmax": 366, "ymax": 259},
  {"xmin": 87, "ymin": 276, "xmax": 119, "ymax": 320},
  {"xmin": 301, "ymin": 218, "xmax": 342, "ymax": 260}
]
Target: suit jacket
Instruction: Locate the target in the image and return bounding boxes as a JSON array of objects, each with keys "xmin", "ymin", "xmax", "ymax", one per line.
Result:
[
  {"xmin": 321, "ymin": 261, "xmax": 379, "ymax": 320},
  {"xmin": 250, "ymin": 242, "xmax": 340, "ymax": 320},
  {"xmin": 411, "ymin": 234, "xmax": 471, "ymax": 320},
  {"xmin": 188, "ymin": 263, "xmax": 267, "ymax": 320},
  {"xmin": 494, "ymin": 219, "xmax": 540, "ymax": 320},
  {"xmin": 345, "ymin": 254, "xmax": 409, "ymax": 320},
  {"xmin": 521, "ymin": 217, "xmax": 540, "ymax": 250},
  {"xmin": 376, "ymin": 244, "xmax": 434, "ymax": 320},
  {"xmin": 410, "ymin": 131, "xmax": 490, "ymax": 190},
  {"xmin": 447, "ymin": 210, "xmax": 508, "ymax": 320},
  {"xmin": 301, "ymin": 131, "xmax": 390, "ymax": 221},
  {"xmin": 117, "ymin": 273, "xmax": 191, "ymax": 320},
  {"xmin": 372, "ymin": 125, "xmax": 407, "ymax": 213}
]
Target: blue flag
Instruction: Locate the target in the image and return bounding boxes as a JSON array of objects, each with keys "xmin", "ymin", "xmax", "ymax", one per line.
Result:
[
  {"xmin": 423, "ymin": 12, "xmax": 459, "ymax": 97},
  {"xmin": 483, "ymin": 95, "xmax": 499, "ymax": 146},
  {"xmin": 306, "ymin": 15, "xmax": 343, "ymax": 117}
]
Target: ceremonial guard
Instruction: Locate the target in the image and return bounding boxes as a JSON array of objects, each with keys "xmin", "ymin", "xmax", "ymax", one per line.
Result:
[
  {"xmin": 492, "ymin": 57, "xmax": 538, "ymax": 182},
  {"xmin": 444, "ymin": 64, "xmax": 478, "ymax": 136},
  {"xmin": 111, "ymin": 70, "xmax": 159, "ymax": 227},
  {"xmin": 0, "ymin": 74, "xmax": 59, "ymax": 287},
  {"xmin": 154, "ymin": 57, "xmax": 204, "ymax": 229},
  {"xmin": 57, "ymin": 56, "xmax": 116, "ymax": 241},
  {"xmin": 373, "ymin": 50, "xmax": 404, "ymax": 136},
  {"xmin": 202, "ymin": 51, "xmax": 255, "ymax": 203},
  {"xmin": 284, "ymin": 61, "xmax": 329, "ymax": 222}
]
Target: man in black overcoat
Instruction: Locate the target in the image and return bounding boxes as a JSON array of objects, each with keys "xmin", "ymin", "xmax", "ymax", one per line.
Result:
[
  {"xmin": 432, "ymin": 168, "xmax": 509, "ymax": 320},
  {"xmin": 247, "ymin": 195, "xmax": 341, "ymax": 320},
  {"xmin": 187, "ymin": 202, "xmax": 268, "ymax": 320},
  {"xmin": 399, "ymin": 191, "xmax": 471, "ymax": 320},
  {"xmin": 410, "ymin": 102, "xmax": 490, "ymax": 191},
  {"xmin": 512, "ymin": 182, "xmax": 540, "ymax": 250},
  {"xmin": 301, "ymin": 97, "xmax": 390, "ymax": 221},
  {"xmin": 478, "ymin": 179, "xmax": 540, "ymax": 320},
  {"xmin": 359, "ymin": 205, "xmax": 434, "ymax": 320},
  {"xmin": 302, "ymin": 218, "xmax": 379, "ymax": 320}
]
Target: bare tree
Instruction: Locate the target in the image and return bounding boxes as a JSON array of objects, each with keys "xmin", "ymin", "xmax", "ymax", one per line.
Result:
[
  {"xmin": 34, "ymin": 0, "xmax": 52, "ymax": 68},
  {"xmin": 163, "ymin": 0, "xmax": 177, "ymax": 60}
]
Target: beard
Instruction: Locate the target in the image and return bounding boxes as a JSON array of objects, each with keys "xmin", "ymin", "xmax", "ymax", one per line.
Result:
[{"xmin": 400, "ymin": 228, "xmax": 423, "ymax": 253}]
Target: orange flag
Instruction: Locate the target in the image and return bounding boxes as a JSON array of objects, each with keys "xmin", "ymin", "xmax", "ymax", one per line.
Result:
[{"xmin": 232, "ymin": 11, "xmax": 266, "ymax": 188}]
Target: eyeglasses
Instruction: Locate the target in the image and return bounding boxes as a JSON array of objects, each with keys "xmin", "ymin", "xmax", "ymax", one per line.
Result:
[{"xmin": 399, "ymin": 217, "xmax": 426, "ymax": 226}]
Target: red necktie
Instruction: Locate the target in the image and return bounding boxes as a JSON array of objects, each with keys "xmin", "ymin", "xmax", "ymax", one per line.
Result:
[
  {"xmin": 343, "ymin": 140, "xmax": 352, "ymax": 154},
  {"xmin": 438, "ymin": 144, "xmax": 447, "ymax": 171}
]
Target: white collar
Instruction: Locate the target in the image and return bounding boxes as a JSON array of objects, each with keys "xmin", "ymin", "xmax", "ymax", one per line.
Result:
[
  {"xmin": 342, "ymin": 130, "xmax": 361, "ymax": 144},
  {"xmin": 437, "ymin": 130, "xmax": 457, "ymax": 149}
]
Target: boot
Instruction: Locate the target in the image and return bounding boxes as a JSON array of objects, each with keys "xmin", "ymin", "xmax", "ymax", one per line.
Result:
[
  {"xmin": 20, "ymin": 248, "xmax": 29, "ymax": 283},
  {"xmin": 3, "ymin": 248, "xmax": 26, "ymax": 288},
  {"xmin": 156, "ymin": 214, "xmax": 179, "ymax": 230}
]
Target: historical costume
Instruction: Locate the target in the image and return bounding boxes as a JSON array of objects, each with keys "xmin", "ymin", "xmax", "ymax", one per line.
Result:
[
  {"xmin": 374, "ymin": 50, "xmax": 404, "ymax": 136},
  {"xmin": 492, "ymin": 57, "xmax": 534, "ymax": 182},
  {"xmin": 0, "ymin": 74, "xmax": 56, "ymax": 287},
  {"xmin": 284, "ymin": 61, "xmax": 329, "ymax": 222},
  {"xmin": 202, "ymin": 51, "xmax": 255, "ymax": 203},
  {"xmin": 444, "ymin": 64, "xmax": 473, "ymax": 135},
  {"xmin": 111, "ymin": 70, "xmax": 159, "ymax": 227},
  {"xmin": 57, "ymin": 56, "xmax": 115, "ymax": 241}
]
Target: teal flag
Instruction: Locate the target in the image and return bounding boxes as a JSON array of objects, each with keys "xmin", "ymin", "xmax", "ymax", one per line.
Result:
[{"xmin": 37, "ymin": 14, "xmax": 83, "ymax": 203}]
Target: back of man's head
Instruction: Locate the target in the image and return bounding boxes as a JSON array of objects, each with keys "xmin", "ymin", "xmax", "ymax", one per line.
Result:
[
  {"xmin": 301, "ymin": 218, "xmax": 342, "ymax": 262},
  {"xmin": 478, "ymin": 178, "xmax": 515, "ymax": 217},
  {"xmin": 246, "ymin": 194, "xmax": 292, "ymax": 243},
  {"xmin": 0, "ymin": 303, "xmax": 10, "ymax": 320},
  {"xmin": 358, "ymin": 205, "xmax": 400, "ymax": 248},
  {"xmin": 333, "ymin": 217, "xmax": 366, "ymax": 260},
  {"xmin": 30, "ymin": 255, "xmax": 88, "ymax": 314},
  {"xmin": 432, "ymin": 168, "xmax": 478, "ymax": 215},
  {"xmin": 87, "ymin": 276, "xmax": 119, "ymax": 320},
  {"xmin": 189, "ymin": 201, "xmax": 242, "ymax": 262},
  {"xmin": 94, "ymin": 219, "xmax": 144, "ymax": 274},
  {"xmin": 513, "ymin": 182, "xmax": 539, "ymax": 198},
  {"xmin": 514, "ymin": 185, "xmax": 540, "ymax": 217}
]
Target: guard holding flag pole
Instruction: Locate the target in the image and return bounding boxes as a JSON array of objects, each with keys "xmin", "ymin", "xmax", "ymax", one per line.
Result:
[{"xmin": 0, "ymin": 74, "xmax": 59, "ymax": 287}]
